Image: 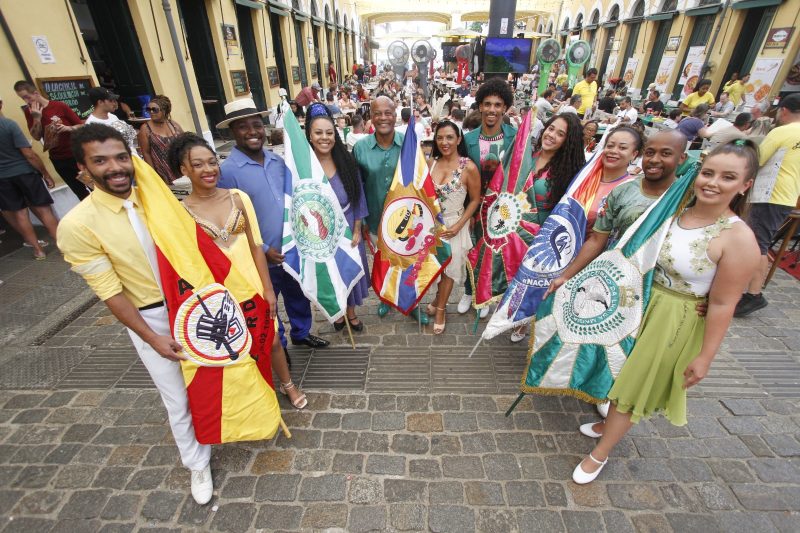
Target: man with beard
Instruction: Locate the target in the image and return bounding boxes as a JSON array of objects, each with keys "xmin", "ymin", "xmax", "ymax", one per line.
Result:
[
  {"xmin": 460, "ymin": 78, "xmax": 517, "ymax": 315},
  {"xmin": 56, "ymin": 124, "xmax": 213, "ymax": 505},
  {"xmin": 545, "ymin": 129, "xmax": 690, "ymax": 420},
  {"xmin": 353, "ymin": 96, "xmax": 429, "ymax": 324},
  {"xmin": 217, "ymin": 98, "xmax": 329, "ymax": 349}
]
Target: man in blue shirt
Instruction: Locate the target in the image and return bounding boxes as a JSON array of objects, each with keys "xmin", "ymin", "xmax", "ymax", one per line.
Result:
[{"xmin": 218, "ymin": 98, "xmax": 329, "ymax": 349}]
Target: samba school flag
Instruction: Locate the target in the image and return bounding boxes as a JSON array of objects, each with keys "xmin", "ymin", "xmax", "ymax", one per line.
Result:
[
  {"xmin": 466, "ymin": 110, "xmax": 549, "ymax": 309},
  {"xmin": 520, "ymin": 163, "xmax": 698, "ymax": 403},
  {"xmin": 481, "ymin": 152, "xmax": 606, "ymax": 339},
  {"xmin": 372, "ymin": 115, "xmax": 451, "ymax": 314},
  {"xmin": 281, "ymin": 110, "xmax": 365, "ymax": 321},
  {"xmin": 132, "ymin": 157, "xmax": 282, "ymax": 445}
]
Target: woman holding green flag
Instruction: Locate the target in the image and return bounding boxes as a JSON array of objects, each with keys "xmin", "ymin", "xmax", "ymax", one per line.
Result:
[
  {"xmin": 305, "ymin": 103, "xmax": 370, "ymax": 333},
  {"xmin": 572, "ymin": 140, "xmax": 761, "ymax": 484}
]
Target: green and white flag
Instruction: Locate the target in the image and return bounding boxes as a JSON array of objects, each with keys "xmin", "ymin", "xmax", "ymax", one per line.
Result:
[
  {"xmin": 281, "ymin": 111, "xmax": 365, "ymax": 322},
  {"xmin": 521, "ymin": 163, "xmax": 699, "ymax": 403}
]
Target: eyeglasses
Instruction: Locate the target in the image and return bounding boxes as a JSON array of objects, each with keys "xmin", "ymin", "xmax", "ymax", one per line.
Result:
[{"xmin": 145, "ymin": 107, "xmax": 161, "ymax": 113}]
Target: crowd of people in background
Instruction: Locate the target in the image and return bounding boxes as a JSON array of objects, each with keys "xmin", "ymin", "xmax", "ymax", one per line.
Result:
[{"xmin": 1, "ymin": 49, "xmax": 799, "ymax": 501}]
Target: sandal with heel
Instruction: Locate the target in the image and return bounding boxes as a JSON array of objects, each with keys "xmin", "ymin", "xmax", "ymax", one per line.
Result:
[
  {"xmin": 279, "ymin": 381, "xmax": 308, "ymax": 409},
  {"xmin": 433, "ymin": 306, "xmax": 446, "ymax": 335}
]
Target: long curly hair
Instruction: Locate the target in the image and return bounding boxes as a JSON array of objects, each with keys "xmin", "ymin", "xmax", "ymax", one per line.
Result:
[
  {"xmin": 304, "ymin": 105, "xmax": 362, "ymax": 210},
  {"xmin": 533, "ymin": 113, "xmax": 586, "ymax": 203}
]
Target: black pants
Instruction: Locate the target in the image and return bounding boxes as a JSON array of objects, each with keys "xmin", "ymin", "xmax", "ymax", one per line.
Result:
[{"xmin": 50, "ymin": 157, "xmax": 89, "ymax": 201}]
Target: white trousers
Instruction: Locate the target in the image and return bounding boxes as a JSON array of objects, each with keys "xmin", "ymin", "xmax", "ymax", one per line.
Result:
[{"xmin": 127, "ymin": 306, "xmax": 211, "ymax": 471}]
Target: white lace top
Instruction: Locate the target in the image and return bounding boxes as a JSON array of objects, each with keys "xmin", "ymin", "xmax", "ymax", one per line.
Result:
[{"xmin": 654, "ymin": 215, "xmax": 742, "ymax": 297}]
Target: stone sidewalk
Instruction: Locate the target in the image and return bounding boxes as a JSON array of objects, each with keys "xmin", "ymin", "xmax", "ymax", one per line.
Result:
[{"xmin": 0, "ymin": 246, "xmax": 799, "ymax": 532}]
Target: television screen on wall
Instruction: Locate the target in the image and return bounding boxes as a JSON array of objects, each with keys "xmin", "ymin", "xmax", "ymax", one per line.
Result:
[
  {"xmin": 441, "ymin": 42, "xmax": 467, "ymax": 63},
  {"xmin": 484, "ymin": 37, "xmax": 532, "ymax": 73}
]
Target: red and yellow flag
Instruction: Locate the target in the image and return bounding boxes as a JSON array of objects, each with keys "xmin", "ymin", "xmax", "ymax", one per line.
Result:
[{"xmin": 133, "ymin": 158, "xmax": 281, "ymax": 445}]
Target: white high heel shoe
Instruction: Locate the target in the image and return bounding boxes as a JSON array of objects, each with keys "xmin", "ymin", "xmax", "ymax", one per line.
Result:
[{"xmin": 572, "ymin": 453, "xmax": 608, "ymax": 484}]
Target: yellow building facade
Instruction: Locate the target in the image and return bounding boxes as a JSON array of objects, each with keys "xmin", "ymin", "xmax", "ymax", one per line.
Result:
[
  {"xmin": 555, "ymin": 0, "xmax": 800, "ymax": 105},
  {"xmin": 0, "ymin": 0, "xmax": 361, "ymax": 162}
]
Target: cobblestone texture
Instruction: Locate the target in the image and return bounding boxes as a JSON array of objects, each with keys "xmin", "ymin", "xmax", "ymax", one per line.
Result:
[{"xmin": 0, "ymin": 248, "xmax": 799, "ymax": 531}]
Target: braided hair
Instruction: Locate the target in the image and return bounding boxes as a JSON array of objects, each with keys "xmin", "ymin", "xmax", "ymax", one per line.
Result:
[
  {"xmin": 533, "ymin": 113, "xmax": 586, "ymax": 203},
  {"xmin": 150, "ymin": 95, "xmax": 173, "ymax": 119},
  {"xmin": 166, "ymin": 132, "xmax": 214, "ymax": 178},
  {"xmin": 304, "ymin": 103, "xmax": 362, "ymax": 209}
]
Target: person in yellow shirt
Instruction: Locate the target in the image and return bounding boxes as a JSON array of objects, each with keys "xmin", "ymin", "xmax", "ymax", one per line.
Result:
[
  {"xmin": 572, "ymin": 68, "xmax": 599, "ymax": 116},
  {"xmin": 735, "ymin": 94, "xmax": 800, "ymax": 317},
  {"xmin": 723, "ymin": 72, "xmax": 749, "ymax": 107},
  {"xmin": 56, "ymin": 124, "xmax": 214, "ymax": 505},
  {"xmin": 680, "ymin": 79, "xmax": 715, "ymax": 116}
]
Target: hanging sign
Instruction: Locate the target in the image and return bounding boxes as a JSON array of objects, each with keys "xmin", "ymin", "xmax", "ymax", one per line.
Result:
[
  {"xmin": 653, "ymin": 56, "xmax": 676, "ymax": 94},
  {"xmin": 781, "ymin": 47, "xmax": 800, "ymax": 93},
  {"xmin": 764, "ymin": 27, "xmax": 794, "ymax": 50},
  {"xmin": 745, "ymin": 58, "xmax": 783, "ymax": 106},
  {"xmin": 678, "ymin": 46, "xmax": 705, "ymax": 96}
]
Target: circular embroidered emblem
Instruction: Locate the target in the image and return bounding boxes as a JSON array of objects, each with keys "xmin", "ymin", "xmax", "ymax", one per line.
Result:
[
  {"xmin": 174, "ymin": 283, "xmax": 252, "ymax": 367},
  {"xmin": 554, "ymin": 251, "xmax": 643, "ymax": 345},
  {"xmin": 519, "ymin": 213, "xmax": 579, "ymax": 278},
  {"xmin": 291, "ymin": 182, "xmax": 345, "ymax": 261},
  {"xmin": 380, "ymin": 196, "xmax": 435, "ymax": 257},
  {"xmin": 486, "ymin": 191, "xmax": 529, "ymax": 241}
]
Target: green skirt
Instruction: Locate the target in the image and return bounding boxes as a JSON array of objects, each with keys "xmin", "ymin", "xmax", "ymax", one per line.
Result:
[{"xmin": 607, "ymin": 283, "xmax": 706, "ymax": 426}]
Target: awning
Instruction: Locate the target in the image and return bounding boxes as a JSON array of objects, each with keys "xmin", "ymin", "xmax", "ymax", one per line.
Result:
[
  {"xmin": 732, "ymin": 0, "xmax": 781, "ymax": 9},
  {"xmin": 311, "ymin": 15, "xmax": 324, "ymax": 26},
  {"xmin": 646, "ymin": 10, "xmax": 678, "ymax": 21},
  {"xmin": 267, "ymin": 0, "xmax": 290, "ymax": 16},
  {"xmin": 685, "ymin": 3, "xmax": 722, "ymax": 16},
  {"xmin": 293, "ymin": 9, "xmax": 310, "ymax": 21},
  {"xmin": 559, "ymin": 30, "xmax": 569, "ymax": 36},
  {"xmin": 369, "ymin": 39, "xmax": 380, "ymax": 50},
  {"xmin": 623, "ymin": 16, "xmax": 644, "ymax": 25},
  {"xmin": 235, "ymin": 0, "xmax": 264, "ymax": 8},
  {"xmin": 601, "ymin": 20, "xmax": 619, "ymax": 28},
  {"xmin": 584, "ymin": 23, "xmax": 598, "ymax": 30}
]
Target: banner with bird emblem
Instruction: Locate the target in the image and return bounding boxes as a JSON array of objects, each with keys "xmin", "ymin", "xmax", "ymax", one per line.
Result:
[
  {"xmin": 520, "ymin": 165, "xmax": 698, "ymax": 403},
  {"xmin": 372, "ymin": 115, "xmax": 451, "ymax": 314},
  {"xmin": 480, "ymin": 152, "xmax": 607, "ymax": 339}
]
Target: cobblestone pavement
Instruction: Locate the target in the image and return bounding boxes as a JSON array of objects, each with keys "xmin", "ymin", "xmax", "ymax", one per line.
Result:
[{"xmin": 0, "ymin": 246, "xmax": 799, "ymax": 532}]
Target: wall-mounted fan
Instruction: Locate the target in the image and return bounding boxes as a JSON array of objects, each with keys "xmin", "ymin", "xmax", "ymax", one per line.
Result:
[
  {"xmin": 387, "ymin": 40, "xmax": 410, "ymax": 82},
  {"xmin": 455, "ymin": 44, "xmax": 471, "ymax": 83},
  {"xmin": 536, "ymin": 38, "xmax": 562, "ymax": 95},
  {"xmin": 566, "ymin": 40, "xmax": 592, "ymax": 87},
  {"xmin": 411, "ymin": 40, "xmax": 434, "ymax": 98}
]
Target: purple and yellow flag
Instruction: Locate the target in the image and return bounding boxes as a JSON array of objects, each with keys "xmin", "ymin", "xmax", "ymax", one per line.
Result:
[{"xmin": 371, "ymin": 116, "xmax": 451, "ymax": 314}]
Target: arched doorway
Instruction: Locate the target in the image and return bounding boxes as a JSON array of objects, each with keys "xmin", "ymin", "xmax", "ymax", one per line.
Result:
[
  {"xmin": 310, "ymin": 0, "xmax": 323, "ymax": 82},
  {"xmin": 292, "ymin": 0, "xmax": 309, "ymax": 88},
  {"xmin": 324, "ymin": 5, "xmax": 335, "ymax": 83},
  {"xmin": 598, "ymin": 5, "xmax": 620, "ymax": 84},
  {"xmin": 642, "ymin": 0, "xmax": 678, "ymax": 90},
  {"xmin": 269, "ymin": 9, "xmax": 291, "ymax": 95},
  {"xmin": 335, "ymin": 9, "xmax": 343, "ymax": 80},
  {"xmin": 621, "ymin": 0, "xmax": 645, "ymax": 83},
  {"xmin": 585, "ymin": 9, "xmax": 600, "ymax": 66}
]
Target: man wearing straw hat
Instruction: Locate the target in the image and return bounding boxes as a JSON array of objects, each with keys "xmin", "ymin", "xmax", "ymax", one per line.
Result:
[{"xmin": 217, "ymin": 97, "xmax": 330, "ymax": 349}]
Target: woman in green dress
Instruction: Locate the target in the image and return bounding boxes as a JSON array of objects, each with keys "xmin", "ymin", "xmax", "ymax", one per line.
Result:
[{"xmin": 573, "ymin": 140, "xmax": 762, "ymax": 484}]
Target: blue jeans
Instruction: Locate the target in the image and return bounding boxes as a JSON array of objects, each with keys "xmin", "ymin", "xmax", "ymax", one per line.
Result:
[{"xmin": 269, "ymin": 266, "xmax": 312, "ymax": 346}]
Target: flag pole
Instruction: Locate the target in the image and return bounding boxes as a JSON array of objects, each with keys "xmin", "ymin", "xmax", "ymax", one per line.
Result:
[
  {"xmin": 344, "ymin": 317, "xmax": 356, "ymax": 350},
  {"xmin": 467, "ymin": 336, "xmax": 482, "ymax": 358}
]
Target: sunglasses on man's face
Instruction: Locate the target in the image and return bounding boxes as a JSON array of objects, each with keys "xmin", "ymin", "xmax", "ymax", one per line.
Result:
[{"xmin": 146, "ymin": 107, "xmax": 161, "ymax": 113}]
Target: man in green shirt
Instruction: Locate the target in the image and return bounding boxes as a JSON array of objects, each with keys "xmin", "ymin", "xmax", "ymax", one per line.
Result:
[{"xmin": 353, "ymin": 96, "xmax": 429, "ymax": 324}]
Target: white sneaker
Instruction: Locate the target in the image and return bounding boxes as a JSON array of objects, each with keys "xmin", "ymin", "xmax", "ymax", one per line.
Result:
[
  {"xmin": 457, "ymin": 294, "xmax": 472, "ymax": 314},
  {"xmin": 22, "ymin": 239, "xmax": 49, "ymax": 248},
  {"xmin": 479, "ymin": 306, "xmax": 489, "ymax": 319},
  {"xmin": 597, "ymin": 401, "xmax": 610, "ymax": 419},
  {"xmin": 190, "ymin": 464, "xmax": 213, "ymax": 505}
]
